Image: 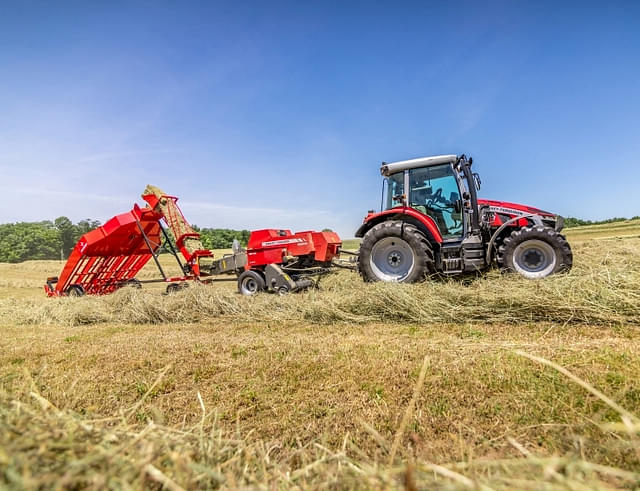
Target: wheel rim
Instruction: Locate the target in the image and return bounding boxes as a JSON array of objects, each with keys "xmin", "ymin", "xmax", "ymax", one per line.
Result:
[
  {"xmin": 241, "ymin": 276, "xmax": 259, "ymax": 295},
  {"xmin": 512, "ymin": 240, "xmax": 557, "ymax": 278},
  {"xmin": 369, "ymin": 237, "xmax": 415, "ymax": 281}
]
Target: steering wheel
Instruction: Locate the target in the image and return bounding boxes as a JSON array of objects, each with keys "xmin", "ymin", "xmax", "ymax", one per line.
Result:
[{"xmin": 427, "ymin": 188, "xmax": 443, "ymax": 207}]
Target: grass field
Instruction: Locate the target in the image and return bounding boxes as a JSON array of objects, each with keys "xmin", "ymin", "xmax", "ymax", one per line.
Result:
[{"xmin": 1, "ymin": 221, "xmax": 640, "ymax": 488}]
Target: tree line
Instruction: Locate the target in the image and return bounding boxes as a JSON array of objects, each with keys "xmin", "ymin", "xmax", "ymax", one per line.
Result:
[
  {"xmin": 564, "ymin": 216, "xmax": 639, "ymax": 228},
  {"xmin": 192, "ymin": 226, "xmax": 251, "ymax": 250},
  {"xmin": 0, "ymin": 218, "xmax": 101, "ymax": 263},
  {"xmin": 0, "ymin": 218, "xmax": 252, "ymax": 263}
]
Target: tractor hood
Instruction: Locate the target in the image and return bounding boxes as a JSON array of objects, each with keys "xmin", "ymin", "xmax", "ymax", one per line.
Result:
[
  {"xmin": 478, "ymin": 199, "xmax": 555, "ymax": 218},
  {"xmin": 478, "ymin": 199, "xmax": 564, "ymax": 231}
]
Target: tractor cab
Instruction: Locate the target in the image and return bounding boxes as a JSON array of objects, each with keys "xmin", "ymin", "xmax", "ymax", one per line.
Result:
[
  {"xmin": 382, "ymin": 158, "xmax": 467, "ymax": 240},
  {"xmin": 378, "ymin": 154, "xmax": 481, "ymax": 243}
]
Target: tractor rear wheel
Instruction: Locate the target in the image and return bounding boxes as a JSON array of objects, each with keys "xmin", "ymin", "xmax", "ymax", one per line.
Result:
[
  {"xmin": 498, "ymin": 225, "xmax": 572, "ymax": 279},
  {"xmin": 358, "ymin": 221, "xmax": 434, "ymax": 282}
]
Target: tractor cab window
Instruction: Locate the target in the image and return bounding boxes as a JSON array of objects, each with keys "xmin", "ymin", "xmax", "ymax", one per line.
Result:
[
  {"xmin": 385, "ymin": 172, "xmax": 405, "ymax": 210},
  {"xmin": 409, "ymin": 164, "xmax": 463, "ymax": 239}
]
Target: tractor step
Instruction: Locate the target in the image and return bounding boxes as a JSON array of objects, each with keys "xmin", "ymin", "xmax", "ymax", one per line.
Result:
[
  {"xmin": 461, "ymin": 236, "xmax": 486, "ymax": 272},
  {"xmin": 442, "ymin": 258, "xmax": 463, "ymax": 273},
  {"xmin": 440, "ymin": 245, "xmax": 463, "ymax": 273}
]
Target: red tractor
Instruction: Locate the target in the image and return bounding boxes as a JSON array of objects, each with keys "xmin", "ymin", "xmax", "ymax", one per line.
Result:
[{"xmin": 356, "ymin": 154, "xmax": 572, "ymax": 282}]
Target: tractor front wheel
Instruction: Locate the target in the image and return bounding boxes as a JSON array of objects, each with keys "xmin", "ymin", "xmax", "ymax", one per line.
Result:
[
  {"xmin": 498, "ymin": 225, "xmax": 572, "ymax": 279},
  {"xmin": 358, "ymin": 221, "xmax": 434, "ymax": 283}
]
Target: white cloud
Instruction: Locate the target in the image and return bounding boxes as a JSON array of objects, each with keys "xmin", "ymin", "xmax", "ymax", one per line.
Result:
[{"xmin": 0, "ymin": 185, "xmax": 347, "ymax": 235}]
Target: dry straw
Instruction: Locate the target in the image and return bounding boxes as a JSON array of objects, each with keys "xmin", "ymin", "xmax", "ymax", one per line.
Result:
[
  {"xmin": 2, "ymin": 351, "xmax": 639, "ymax": 488},
  {"xmin": 2, "ymin": 239, "xmax": 639, "ymax": 327}
]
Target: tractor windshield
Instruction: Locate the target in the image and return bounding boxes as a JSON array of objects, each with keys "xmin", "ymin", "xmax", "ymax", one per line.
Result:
[{"xmin": 409, "ymin": 164, "xmax": 463, "ymax": 239}]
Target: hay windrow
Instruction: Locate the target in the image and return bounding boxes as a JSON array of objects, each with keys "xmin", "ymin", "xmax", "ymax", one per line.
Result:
[{"xmin": 2, "ymin": 239, "xmax": 639, "ymax": 327}]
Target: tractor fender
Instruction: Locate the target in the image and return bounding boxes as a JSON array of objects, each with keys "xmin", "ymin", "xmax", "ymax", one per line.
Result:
[{"xmin": 355, "ymin": 208, "xmax": 443, "ymax": 244}]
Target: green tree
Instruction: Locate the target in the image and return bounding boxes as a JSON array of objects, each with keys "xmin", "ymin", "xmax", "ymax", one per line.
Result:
[
  {"xmin": 75, "ymin": 219, "xmax": 101, "ymax": 241},
  {"xmin": 54, "ymin": 216, "xmax": 75, "ymax": 258},
  {"xmin": 196, "ymin": 228, "xmax": 251, "ymax": 249}
]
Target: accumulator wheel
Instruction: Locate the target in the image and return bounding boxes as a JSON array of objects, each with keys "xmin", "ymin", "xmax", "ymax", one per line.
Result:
[
  {"xmin": 237, "ymin": 270, "xmax": 266, "ymax": 296},
  {"xmin": 358, "ymin": 221, "xmax": 435, "ymax": 283},
  {"xmin": 498, "ymin": 225, "xmax": 572, "ymax": 279},
  {"xmin": 122, "ymin": 278, "xmax": 142, "ymax": 289},
  {"xmin": 66, "ymin": 285, "xmax": 85, "ymax": 297},
  {"xmin": 166, "ymin": 282, "xmax": 187, "ymax": 294}
]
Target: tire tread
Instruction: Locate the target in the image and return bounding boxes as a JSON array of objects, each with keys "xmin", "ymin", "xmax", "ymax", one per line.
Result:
[
  {"xmin": 358, "ymin": 221, "xmax": 435, "ymax": 282},
  {"xmin": 497, "ymin": 225, "xmax": 572, "ymax": 277}
]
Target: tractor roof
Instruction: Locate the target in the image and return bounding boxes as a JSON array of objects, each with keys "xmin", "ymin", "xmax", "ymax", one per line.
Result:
[{"xmin": 380, "ymin": 154, "xmax": 457, "ymax": 176}]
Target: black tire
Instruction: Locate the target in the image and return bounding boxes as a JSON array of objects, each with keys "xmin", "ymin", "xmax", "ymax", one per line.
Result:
[
  {"xmin": 237, "ymin": 270, "xmax": 266, "ymax": 296},
  {"xmin": 122, "ymin": 278, "xmax": 142, "ymax": 289},
  {"xmin": 277, "ymin": 285, "xmax": 290, "ymax": 295},
  {"xmin": 358, "ymin": 221, "xmax": 435, "ymax": 283},
  {"xmin": 66, "ymin": 285, "xmax": 85, "ymax": 297},
  {"xmin": 497, "ymin": 225, "xmax": 572, "ymax": 279},
  {"xmin": 166, "ymin": 282, "xmax": 186, "ymax": 294}
]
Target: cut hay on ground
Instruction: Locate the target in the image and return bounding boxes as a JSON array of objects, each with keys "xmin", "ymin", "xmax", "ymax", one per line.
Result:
[
  {"xmin": 2, "ymin": 354, "xmax": 639, "ymax": 489},
  {"xmin": 2, "ymin": 239, "xmax": 639, "ymax": 327},
  {"xmin": 1, "ymin": 235, "xmax": 640, "ymax": 488}
]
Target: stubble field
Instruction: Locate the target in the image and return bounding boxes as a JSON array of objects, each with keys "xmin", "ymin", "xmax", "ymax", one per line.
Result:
[{"xmin": 1, "ymin": 221, "xmax": 640, "ymax": 489}]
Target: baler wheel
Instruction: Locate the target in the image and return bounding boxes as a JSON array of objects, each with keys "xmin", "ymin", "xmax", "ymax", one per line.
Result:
[
  {"xmin": 237, "ymin": 270, "xmax": 266, "ymax": 296},
  {"xmin": 498, "ymin": 225, "xmax": 572, "ymax": 279},
  {"xmin": 358, "ymin": 221, "xmax": 434, "ymax": 283},
  {"xmin": 277, "ymin": 285, "xmax": 290, "ymax": 295}
]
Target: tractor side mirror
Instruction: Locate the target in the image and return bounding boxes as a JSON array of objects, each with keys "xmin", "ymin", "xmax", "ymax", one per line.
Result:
[
  {"xmin": 473, "ymin": 173, "xmax": 482, "ymax": 191},
  {"xmin": 454, "ymin": 199, "xmax": 462, "ymax": 213}
]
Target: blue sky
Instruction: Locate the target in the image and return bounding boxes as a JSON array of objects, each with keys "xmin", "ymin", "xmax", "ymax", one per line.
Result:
[{"xmin": 0, "ymin": 1, "xmax": 639, "ymax": 237}]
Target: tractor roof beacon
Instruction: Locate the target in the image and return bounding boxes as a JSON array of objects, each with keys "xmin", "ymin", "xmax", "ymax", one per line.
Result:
[{"xmin": 356, "ymin": 154, "xmax": 573, "ymax": 282}]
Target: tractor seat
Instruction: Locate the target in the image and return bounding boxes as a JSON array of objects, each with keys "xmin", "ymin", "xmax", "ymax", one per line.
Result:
[{"xmin": 410, "ymin": 204, "xmax": 450, "ymax": 236}]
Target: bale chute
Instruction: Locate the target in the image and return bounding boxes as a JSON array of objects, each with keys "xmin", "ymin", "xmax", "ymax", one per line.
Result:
[{"xmin": 141, "ymin": 185, "xmax": 212, "ymax": 275}]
